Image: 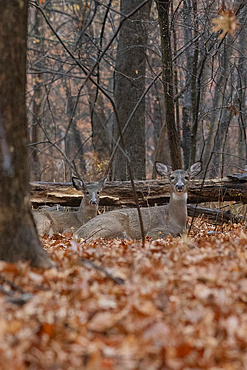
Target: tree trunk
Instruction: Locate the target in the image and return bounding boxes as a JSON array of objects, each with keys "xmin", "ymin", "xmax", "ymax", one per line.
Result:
[
  {"xmin": 152, "ymin": 84, "xmax": 171, "ymax": 178},
  {"xmin": 90, "ymin": 90, "xmax": 112, "ymax": 163},
  {"xmin": 181, "ymin": 0, "xmax": 193, "ymax": 169},
  {"xmin": 0, "ymin": 0, "xmax": 53, "ymax": 267},
  {"xmin": 29, "ymin": 6, "xmax": 44, "ymax": 181},
  {"xmin": 237, "ymin": 2, "xmax": 247, "ymax": 167},
  {"xmin": 203, "ymin": 36, "xmax": 233, "ymax": 176},
  {"xmin": 189, "ymin": 0, "xmax": 199, "ymax": 165},
  {"xmin": 211, "ymin": 93, "xmax": 232, "ymax": 178},
  {"xmin": 155, "ymin": 0, "xmax": 182, "ymax": 169},
  {"xmin": 64, "ymin": 85, "xmax": 86, "ymax": 177},
  {"xmin": 112, "ymin": 0, "xmax": 152, "ymax": 180}
]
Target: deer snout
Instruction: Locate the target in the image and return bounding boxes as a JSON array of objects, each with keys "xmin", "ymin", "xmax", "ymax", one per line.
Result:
[
  {"xmin": 89, "ymin": 193, "xmax": 98, "ymax": 205},
  {"xmin": 175, "ymin": 183, "xmax": 185, "ymax": 192}
]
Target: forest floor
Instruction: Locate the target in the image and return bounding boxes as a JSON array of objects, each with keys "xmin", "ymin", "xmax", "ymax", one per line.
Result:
[{"xmin": 1, "ymin": 219, "xmax": 247, "ymax": 369}]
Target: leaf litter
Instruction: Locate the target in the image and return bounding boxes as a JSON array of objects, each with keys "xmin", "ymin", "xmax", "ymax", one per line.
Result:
[{"xmin": 1, "ymin": 219, "xmax": 247, "ymax": 369}]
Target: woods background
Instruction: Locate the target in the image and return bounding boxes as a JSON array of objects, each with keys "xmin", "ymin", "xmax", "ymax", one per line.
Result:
[{"xmin": 27, "ymin": 0, "xmax": 246, "ymax": 183}]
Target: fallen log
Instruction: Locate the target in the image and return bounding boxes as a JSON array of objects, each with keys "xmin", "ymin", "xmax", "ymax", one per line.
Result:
[
  {"xmin": 30, "ymin": 176, "xmax": 247, "ymax": 208},
  {"xmin": 187, "ymin": 204, "xmax": 245, "ymax": 224}
]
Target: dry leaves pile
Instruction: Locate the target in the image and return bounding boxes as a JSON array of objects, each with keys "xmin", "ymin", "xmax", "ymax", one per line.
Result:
[{"xmin": 1, "ymin": 219, "xmax": 247, "ymax": 369}]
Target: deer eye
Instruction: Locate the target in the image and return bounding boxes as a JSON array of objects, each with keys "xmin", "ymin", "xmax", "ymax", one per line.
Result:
[
  {"xmin": 170, "ymin": 175, "xmax": 175, "ymax": 181},
  {"xmin": 185, "ymin": 175, "xmax": 189, "ymax": 180},
  {"xmin": 97, "ymin": 192, "xmax": 100, "ymax": 195},
  {"xmin": 86, "ymin": 191, "xmax": 90, "ymax": 195}
]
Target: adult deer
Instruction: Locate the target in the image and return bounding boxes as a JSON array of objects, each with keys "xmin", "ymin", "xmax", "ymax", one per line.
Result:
[
  {"xmin": 75, "ymin": 162, "xmax": 202, "ymax": 240},
  {"xmin": 33, "ymin": 176, "xmax": 107, "ymax": 236}
]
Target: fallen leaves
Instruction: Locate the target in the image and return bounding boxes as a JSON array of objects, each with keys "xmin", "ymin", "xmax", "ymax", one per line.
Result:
[{"xmin": 1, "ymin": 219, "xmax": 247, "ymax": 368}]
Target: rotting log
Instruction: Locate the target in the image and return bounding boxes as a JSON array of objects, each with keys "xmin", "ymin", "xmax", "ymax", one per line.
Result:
[
  {"xmin": 187, "ymin": 204, "xmax": 245, "ymax": 225},
  {"xmin": 30, "ymin": 177, "xmax": 247, "ymax": 208}
]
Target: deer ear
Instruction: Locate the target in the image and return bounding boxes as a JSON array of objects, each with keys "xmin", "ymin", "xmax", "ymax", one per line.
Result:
[
  {"xmin": 72, "ymin": 177, "xmax": 85, "ymax": 191},
  {"xmin": 155, "ymin": 162, "xmax": 171, "ymax": 177},
  {"xmin": 98, "ymin": 176, "xmax": 107, "ymax": 188},
  {"xmin": 190, "ymin": 161, "xmax": 202, "ymax": 178}
]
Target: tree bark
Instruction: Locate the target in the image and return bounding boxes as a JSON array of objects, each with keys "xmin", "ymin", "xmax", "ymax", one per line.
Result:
[
  {"xmin": 203, "ymin": 36, "xmax": 233, "ymax": 176},
  {"xmin": 237, "ymin": 2, "xmax": 247, "ymax": 167},
  {"xmin": 89, "ymin": 89, "xmax": 112, "ymax": 162},
  {"xmin": 189, "ymin": 0, "xmax": 200, "ymax": 165},
  {"xmin": 0, "ymin": 0, "xmax": 53, "ymax": 267},
  {"xmin": 64, "ymin": 85, "xmax": 86, "ymax": 176},
  {"xmin": 112, "ymin": 0, "xmax": 152, "ymax": 180},
  {"xmin": 181, "ymin": 0, "xmax": 193, "ymax": 169},
  {"xmin": 151, "ymin": 94, "xmax": 171, "ymax": 178},
  {"xmin": 29, "ymin": 6, "xmax": 44, "ymax": 181},
  {"xmin": 155, "ymin": 0, "xmax": 182, "ymax": 169},
  {"xmin": 211, "ymin": 97, "xmax": 232, "ymax": 178}
]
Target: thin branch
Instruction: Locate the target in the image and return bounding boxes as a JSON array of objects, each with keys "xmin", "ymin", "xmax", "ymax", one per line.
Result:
[
  {"xmin": 79, "ymin": 258, "xmax": 124, "ymax": 285},
  {"xmin": 0, "ymin": 274, "xmax": 34, "ymax": 305}
]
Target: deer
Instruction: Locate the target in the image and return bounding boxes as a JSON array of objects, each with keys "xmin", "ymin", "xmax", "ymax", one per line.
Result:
[
  {"xmin": 75, "ymin": 161, "xmax": 202, "ymax": 240},
  {"xmin": 33, "ymin": 176, "xmax": 107, "ymax": 236}
]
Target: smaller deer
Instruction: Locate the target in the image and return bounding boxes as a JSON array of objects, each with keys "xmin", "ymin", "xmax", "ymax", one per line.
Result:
[
  {"xmin": 75, "ymin": 162, "xmax": 202, "ymax": 240},
  {"xmin": 33, "ymin": 176, "xmax": 106, "ymax": 236}
]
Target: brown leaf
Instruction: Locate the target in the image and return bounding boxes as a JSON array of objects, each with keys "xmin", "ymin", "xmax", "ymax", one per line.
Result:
[
  {"xmin": 212, "ymin": 9, "xmax": 239, "ymax": 39},
  {"xmin": 0, "ymin": 261, "xmax": 19, "ymax": 275}
]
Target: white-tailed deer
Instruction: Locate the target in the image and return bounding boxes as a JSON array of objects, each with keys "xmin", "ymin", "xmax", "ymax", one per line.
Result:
[
  {"xmin": 33, "ymin": 176, "xmax": 107, "ymax": 236},
  {"xmin": 75, "ymin": 162, "xmax": 202, "ymax": 240}
]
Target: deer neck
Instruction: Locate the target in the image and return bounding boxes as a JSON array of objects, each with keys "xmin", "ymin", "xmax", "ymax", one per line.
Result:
[
  {"xmin": 77, "ymin": 198, "xmax": 98, "ymax": 223},
  {"xmin": 168, "ymin": 192, "xmax": 188, "ymax": 230}
]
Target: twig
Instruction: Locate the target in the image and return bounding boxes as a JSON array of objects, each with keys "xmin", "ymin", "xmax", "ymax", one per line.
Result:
[
  {"xmin": 7, "ymin": 294, "xmax": 34, "ymax": 306},
  {"xmin": 79, "ymin": 258, "xmax": 124, "ymax": 285},
  {"xmin": 0, "ymin": 275, "xmax": 34, "ymax": 305},
  {"xmin": 0, "ymin": 274, "xmax": 25, "ymax": 294}
]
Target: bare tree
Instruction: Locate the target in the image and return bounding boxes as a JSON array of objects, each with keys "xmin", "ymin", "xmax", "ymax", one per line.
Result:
[
  {"xmin": 181, "ymin": 0, "xmax": 194, "ymax": 169},
  {"xmin": 29, "ymin": 6, "xmax": 44, "ymax": 180},
  {"xmin": 237, "ymin": 2, "xmax": 247, "ymax": 167},
  {"xmin": 155, "ymin": 0, "xmax": 182, "ymax": 170},
  {"xmin": 0, "ymin": 0, "xmax": 52, "ymax": 267},
  {"xmin": 112, "ymin": 0, "xmax": 152, "ymax": 180},
  {"xmin": 203, "ymin": 35, "xmax": 234, "ymax": 176}
]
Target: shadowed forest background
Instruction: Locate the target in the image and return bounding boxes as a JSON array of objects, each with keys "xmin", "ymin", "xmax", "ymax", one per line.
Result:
[{"xmin": 27, "ymin": 0, "xmax": 246, "ymax": 183}]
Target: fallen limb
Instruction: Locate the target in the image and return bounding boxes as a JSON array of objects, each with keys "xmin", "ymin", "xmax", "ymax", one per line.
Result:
[
  {"xmin": 31, "ymin": 177, "xmax": 247, "ymax": 208},
  {"xmin": 187, "ymin": 204, "xmax": 245, "ymax": 224}
]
